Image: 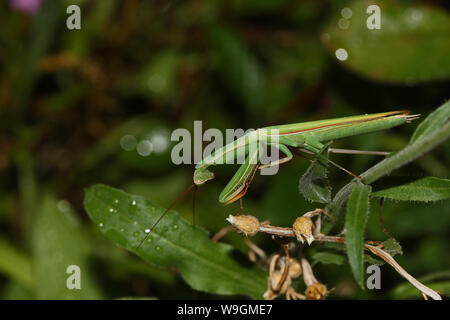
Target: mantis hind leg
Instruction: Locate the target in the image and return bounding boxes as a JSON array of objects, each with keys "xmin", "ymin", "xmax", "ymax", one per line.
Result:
[{"xmin": 302, "ymin": 137, "xmax": 362, "ymax": 180}]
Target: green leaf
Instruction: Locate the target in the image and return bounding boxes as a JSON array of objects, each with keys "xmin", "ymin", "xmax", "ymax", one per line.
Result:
[
  {"xmin": 84, "ymin": 184, "xmax": 267, "ymax": 299},
  {"xmin": 33, "ymin": 194, "xmax": 104, "ymax": 299},
  {"xmin": 298, "ymin": 145, "xmax": 331, "ymax": 204},
  {"xmin": 410, "ymin": 100, "xmax": 450, "ymax": 143},
  {"xmin": 321, "ymin": 1, "xmax": 450, "ymax": 84},
  {"xmin": 372, "ymin": 177, "xmax": 450, "ymax": 202},
  {"xmin": 383, "ymin": 238, "xmax": 403, "ymax": 256},
  {"xmin": 311, "ymin": 251, "xmax": 346, "ymax": 267},
  {"xmin": 0, "ymin": 238, "xmax": 34, "ymax": 291},
  {"xmin": 345, "ymin": 181, "xmax": 372, "ymax": 289}
]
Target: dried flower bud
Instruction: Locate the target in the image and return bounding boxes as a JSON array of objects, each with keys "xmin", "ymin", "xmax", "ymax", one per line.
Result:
[
  {"xmin": 305, "ymin": 283, "xmax": 329, "ymax": 300},
  {"xmin": 226, "ymin": 215, "xmax": 260, "ymax": 236},
  {"xmin": 293, "ymin": 216, "xmax": 314, "ymax": 245},
  {"xmin": 288, "ymin": 258, "xmax": 302, "ymax": 279},
  {"xmin": 264, "ymin": 271, "xmax": 291, "ymax": 300}
]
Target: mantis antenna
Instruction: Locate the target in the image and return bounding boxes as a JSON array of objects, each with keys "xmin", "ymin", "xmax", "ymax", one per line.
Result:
[{"xmin": 137, "ymin": 183, "xmax": 197, "ymax": 249}]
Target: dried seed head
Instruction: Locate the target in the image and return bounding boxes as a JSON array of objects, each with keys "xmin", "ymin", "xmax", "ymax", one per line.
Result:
[
  {"xmin": 293, "ymin": 216, "xmax": 314, "ymax": 245},
  {"xmin": 288, "ymin": 258, "xmax": 302, "ymax": 279},
  {"xmin": 305, "ymin": 283, "xmax": 329, "ymax": 300},
  {"xmin": 264, "ymin": 271, "xmax": 291, "ymax": 300},
  {"xmin": 226, "ymin": 215, "xmax": 260, "ymax": 236}
]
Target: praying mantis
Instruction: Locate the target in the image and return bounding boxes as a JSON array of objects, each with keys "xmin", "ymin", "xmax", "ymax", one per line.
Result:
[
  {"xmin": 137, "ymin": 110, "xmax": 419, "ymax": 248},
  {"xmin": 193, "ymin": 111, "xmax": 419, "ymax": 205}
]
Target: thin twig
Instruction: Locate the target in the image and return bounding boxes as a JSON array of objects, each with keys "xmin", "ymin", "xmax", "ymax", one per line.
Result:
[
  {"xmin": 244, "ymin": 238, "xmax": 267, "ymax": 261},
  {"xmin": 211, "ymin": 225, "xmax": 234, "ymax": 242}
]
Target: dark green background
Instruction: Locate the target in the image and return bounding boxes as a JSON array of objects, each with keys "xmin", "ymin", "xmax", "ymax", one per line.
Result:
[{"xmin": 0, "ymin": 0, "xmax": 449, "ymax": 299}]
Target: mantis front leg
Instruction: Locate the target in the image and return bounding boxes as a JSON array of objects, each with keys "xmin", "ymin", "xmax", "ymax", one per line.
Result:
[
  {"xmin": 258, "ymin": 143, "xmax": 293, "ymax": 169},
  {"xmin": 218, "ymin": 142, "xmax": 261, "ymax": 204}
]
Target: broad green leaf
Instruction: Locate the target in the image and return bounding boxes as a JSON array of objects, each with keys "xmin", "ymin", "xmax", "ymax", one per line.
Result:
[
  {"xmin": 321, "ymin": 1, "xmax": 450, "ymax": 84},
  {"xmin": 311, "ymin": 251, "xmax": 346, "ymax": 267},
  {"xmin": 345, "ymin": 181, "xmax": 371, "ymax": 289},
  {"xmin": 0, "ymin": 238, "xmax": 34, "ymax": 291},
  {"xmin": 372, "ymin": 177, "xmax": 450, "ymax": 202},
  {"xmin": 33, "ymin": 195, "xmax": 104, "ymax": 299},
  {"xmin": 410, "ymin": 100, "xmax": 450, "ymax": 143},
  {"xmin": 298, "ymin": 145, "xmax": 331, "ymax": 204},
  {"xmin": 84, "ymin": 184, "xmax": 267, "ymax": 299}
]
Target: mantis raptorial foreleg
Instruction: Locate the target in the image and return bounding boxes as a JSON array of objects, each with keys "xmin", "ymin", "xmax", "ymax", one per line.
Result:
[
  {"xmin": 258, "ymin": 143, "xmax": 293, "ymax": 169},
  {"xmin": 218, "ymin": 142, "xmax": 261, "ymax": 204}
]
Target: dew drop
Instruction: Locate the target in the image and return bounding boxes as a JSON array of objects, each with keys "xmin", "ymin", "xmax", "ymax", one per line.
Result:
[
  {"xmin": 335, "ymin": 48, "xmax": 348, "ymax": 61},
  {"xmin": 147, "ymin": 237, "xmax": 152, "ymax": 243},
  {"xmin": 137, "ymin": 140, "xmax": 153, "ymax": 157},
  {"xmin": 156, "ymin": 246, "xmax": 161, "ymax": 251},
  {"xmin": 145, "ymin": 229, "xmax": 151, "ymax": 233},
  {"xmin": 131, "ymin": 200, "xmax": 137, "ymax": 206},
  {"xmin": 172, "ymin": 225, "xmax": 178, "ymax": 230},
  {"xmin": 114, "ymin": 199, "xmax": 119, "ymax": 205},
  {"xmin": 99, "ymin": 223, "xmax": 104, "ymax": 228},
  {"xmin": 109, "ymin": 208, "xmax": 115, "ymax": 213},
  {"xmin": 120, "ymin": 134, "xmax": 137, "ymax": 151},
  {"xmin": 341, "ymin": 7, "xmax": 352, "ymax": 19}
]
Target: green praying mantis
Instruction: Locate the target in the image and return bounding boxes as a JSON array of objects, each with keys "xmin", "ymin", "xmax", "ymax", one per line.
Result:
[
  {"xmin": 137, "ymin": 110, "xmax": 419, "ymax": 248},
  {"xmin": 193, "ymin": 111, "xmax": 419, "ymax": 205}
]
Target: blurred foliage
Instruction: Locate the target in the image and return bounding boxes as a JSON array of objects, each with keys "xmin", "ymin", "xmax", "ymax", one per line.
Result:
[{"xmin": 0, "ymin": 0, "xmax": 449, "ymax": 299}]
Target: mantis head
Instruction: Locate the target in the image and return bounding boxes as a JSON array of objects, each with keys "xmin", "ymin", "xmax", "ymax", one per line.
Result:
[{"xmin": 193, "ymin": 167, "xmax": 215, "ymax": 185}]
